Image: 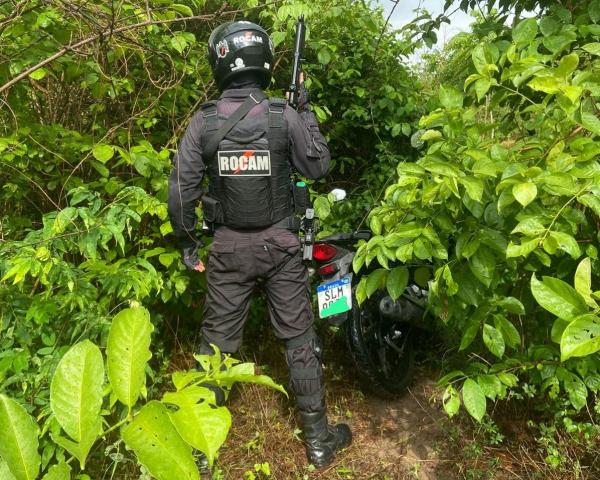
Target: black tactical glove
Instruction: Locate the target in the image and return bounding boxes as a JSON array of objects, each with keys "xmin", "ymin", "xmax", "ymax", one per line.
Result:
[
  {"xmin": 179, "ymin": 237, "xmax": 205, "ymax": 272},
  {"xmin": 297, "ymin": 84, "xmax": 310, "ymax": 112}
]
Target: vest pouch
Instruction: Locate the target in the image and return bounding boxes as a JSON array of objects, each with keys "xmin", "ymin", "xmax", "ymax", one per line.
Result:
[
  {"xmin": 215, "ymin": 137, "xmax": 275, "ymax": 228},
  {"xmin": 201, "ymin": 195, "xmax": 224, "ymax": 224},
  {"xmin": 292, "ymin": 181, "xmax": 310, "ymax": 214}
]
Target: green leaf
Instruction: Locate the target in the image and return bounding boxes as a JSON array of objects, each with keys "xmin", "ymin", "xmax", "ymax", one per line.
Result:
[
  {"xmin": 528, "ymin": 76, "xmax": 562, "ymax": 94},
  {"xmin": 582, "ymin": 43, "xmax": 600, "ymax": 56},
  {"xmin": 366, "ymin": 269, "xmax": 388, "ymax": 298},
  {"xmin": 41, "ymin": 462, "xmax": 71, "ymax": 480},
  {"xmin": 355, "ymin": 277, "xmax": 367, "ymax": 305},
  {"xmin": 513, "ymin": 18, "xmax": 538, "ymax": 45},
  {"xmin": 551, "ymin": 318, "xmax": 570, "ymax": 344},
  {"xmin": 171, "ymin": 4, "xmax": 193, "ymax": 16},
  {"xmin": 590, "ymin": 0, "xmax": 600, "ymax": 23},
  {"xmin": 575, "ymin": 258, "xmax": 595, "ymax": 307},
  {"xmin": 474, "ymin": 78, "xmax": 492, "ymax": 101},
  {"xmin": 317, "ymin": 48, "xmax": 332, "ymax": 65},
  {"xmin": 314, "ymin": 196, "xmax": 331, "ymax": 219},
  {"xmin": 107, "ymin": 307, "xmax": 154, "ymax": 408},
  {"xmin": 498, "ymin": 372, "xmax": 518, "ymax": 387},
  {"xmin": 162, "ymin": 386, "xmax": 216, "ymax": 408},
  {"xmin": 564, "ymin": 373, "xmax": 588, "ymax": 410},
  {"xmin": 469, "ymin": 247, "xmax": 495, "ymax": 287},
  {"xmin": 442, "ymin": 385, "xmax": 460, "ymax": 418},
  {"xmin": 496, "ymin": 297, "xmax": 525, "ymax": 315},
  {"xmin": 476, "ymin": 375, "xmax": 503, "ymax": 401},
  {"xmin": 29, "ymin": 68, "xmax": 47, "ymax": 81},
  {"xmin": 462, "ymin": 378, "xmax": 486, "ymax": 422},
  {"xmin": 122, "ymin": 401, "xmax": 199, "ymax": 480},
  {"xmin": 0, "ymin": 458, "xmax": 16, "ymax": 480},
  {"xmin": 439, "ymin": 85, "xmax": 463, "ymax": 109},
  {"xmin": 512, "ymin": 182, "xmax": 537, "ymax": 207},
  {"xmin": 556, "ymin": 53, "xmax": 579, "ymax": 78},
  {"xmin": 580, "ymin": 112, "xmax": 600, "ymax": 136},
  {"xmin": 540, "ymin": 16, "xmax": 560, "ymax": 36},
  {"xmin": 531, "ymin": 274, "xmax": 588, "ymax": 320},
  {"xmin": 471, "ymin": 44, "xmax": 488, "ymax": 75},
  {"xmin": 50, "ymin": 341, "xmax": 104, "ymax": 469},
  {"xmin": 460, "ymin": 309, "xmax": 485, "ymax": 351},
  {"xmin": 437, "ymin": 370, "xmax": 465, "ymax": 386},
  {"xmin": 494, "ymin": 315, "xmax": 521, "ymax": 349},
  {"xmin": 0, "ymin": 395, "xmax": 40, "ymax": 480},
  {"xmin": 170, "ymin": 34, "xmax": 189, "ymax": 54},
  {"xmin": 561, "ymin": 314, "xmax": 600, "ymax": 361},
  {"xmin": 506, "ymin": 238, "xmax": 540, "ymax": 258},
  {"xmin": 579, "ymin": 194, "xmax": 600, "ymax": 218},
  {"xmin": 214, "ymin": 369, "xmax": 287, "ymax": 396},
  {"xmin": 548, "ymin": 231, "xmax": 581, "ymax": 259},
  {"xmin": 458, "ymin": 177, "xmax": 484, "ymax": 202},
  {"xmin": 169, "ymin": 403, "xmax": 231, "ymax": 467},
  {"xmin": 420, "ymin": 130, "xmax": 443, "ymax": 141},
  {"xmin": 483, "ymin": 324, "xmax": 505, "ymax": 358},
  {"xmin": 92, "ymin": 145, "xmax": 115, "ymax": 163},
  {"xmin": 386, "ymin": 266, "xmax": 409, "ymax": 301}
]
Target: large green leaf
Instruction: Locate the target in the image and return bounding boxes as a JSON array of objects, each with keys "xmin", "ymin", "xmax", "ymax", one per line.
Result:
[
  {"xmin": 512, "ymin": 182, "xmax": 537, "ymax": 207},
  {"xmin": 563, "ymin": 372, "xmax": 588, "ymax": 410},
  {"xmin": 513, "ymin": 18, "xmax": 538, "ymax": 45},
  {"xmin": 494, "ymin": 315, "xmax": 521, "ymax": 349},
  {"xmin": 0, "ymin": 395, "xmax": 40, "ymax": 480},
  {"xmin": 0, "ymin": 457, "xmax": 16, "ymax": 480},
  {"xmin": 41, "ymin": 462, "xmax": 71, "ymax": 480},
  {"xmin": 439, "ymin": 84, "xmax": 463, "ymax": 109},
  {"xmin": 50, "ymin": 340, "xmax": 104, "ymax": 469},
  {"xmin": 442, "ymin": 385, "xmax": 460, "ymax": 418},
  {"xmin": 574, "ymin": 258, "xmax": 595, "ymax": 307},
  {"xmin": 561, "ymin": 314, "xmax": 600, "ymax": 361},
  {"xmin": 468, "ymin": 247, "xmax": 495, "ymax": 287},
  {"xmin": 107, "ymin": 307, "xmax": 154, "ymax": 408},
  {"xmin": 531, "ymin": 275, "xmax": 588, "ymax": 320},
  {"xmin": 386, "ymin": 266, "xmax": 409, "ymax": 301},
  {"xmin": 169, "ymin": 403, "xmax": 231, "ymax": 467},
  {"xmin": 476, "ymin": 375, "xmax": 504, "ymax": 401},
  {"xmin": 121, "ymin": 401, "xmax": 199, "ymax": 480},
  {"xmin": 366, "ymin": 268, "xmax": 388, "ymax": 297},
  {"xmin": 462, "ymin": 378, "xmax": 486, "ymax": 422},
  {"xmin": 483, "ymin": 324, "xmax": 505, "ymax": 358}
]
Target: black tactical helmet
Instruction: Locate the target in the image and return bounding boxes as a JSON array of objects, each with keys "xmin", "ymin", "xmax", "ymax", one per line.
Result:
[{"xmin": 208, "ymin": 21, "xmax": 274, "ymax": 90}]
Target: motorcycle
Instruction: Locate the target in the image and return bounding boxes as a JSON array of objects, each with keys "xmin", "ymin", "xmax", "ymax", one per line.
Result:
[{"xmin": 307, "ymin": 194, "xmax": 429, "ymax": 399}]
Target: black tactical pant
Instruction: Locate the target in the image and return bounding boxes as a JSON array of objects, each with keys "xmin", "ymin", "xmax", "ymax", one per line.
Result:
[{"xmin": 200, "ymin": 225, "xmax": 325, "ymax": 412}]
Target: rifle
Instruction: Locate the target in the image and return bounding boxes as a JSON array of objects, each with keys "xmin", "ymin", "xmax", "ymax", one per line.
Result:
[{"xmin": 288, "ymin": 15, "xmax": 305, "ymax": 109}]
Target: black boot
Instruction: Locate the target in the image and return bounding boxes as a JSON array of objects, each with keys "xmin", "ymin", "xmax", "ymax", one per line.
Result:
[{"xmin": 299, "ymin": 410, "xmax": 352, "ymax": 468}]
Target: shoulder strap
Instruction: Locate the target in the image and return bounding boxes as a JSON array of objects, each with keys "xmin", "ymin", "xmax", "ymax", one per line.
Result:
[
  {"xmin": 268, "ymin": 97, "xmax": 287, "ymax": 128},
  {"xmin": 200, "ymin": 101, "xmax": 219, "ymax": 132},
  {"xmin": 203, "ymin": 91, "xmax": 268, "ymax": 161}
]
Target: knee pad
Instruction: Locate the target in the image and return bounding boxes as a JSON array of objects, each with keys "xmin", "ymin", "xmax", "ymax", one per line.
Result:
[{"xmin": 285, "ymin": 328, "xmax": 325, "ymax": 412}]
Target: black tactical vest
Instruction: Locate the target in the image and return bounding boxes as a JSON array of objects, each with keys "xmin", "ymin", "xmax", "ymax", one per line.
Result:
[{"xmin": 200, "ymin": 96, "xmax": 294, "ymax": 229}]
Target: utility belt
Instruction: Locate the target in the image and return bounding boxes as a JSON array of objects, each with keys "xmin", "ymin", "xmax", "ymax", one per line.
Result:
[{"xmin": 201, "ymin": 180, "xmax": 309, "ymax": 234}]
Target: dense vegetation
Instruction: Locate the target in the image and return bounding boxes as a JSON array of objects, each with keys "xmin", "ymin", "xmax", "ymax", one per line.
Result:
[{"xmin": 1, "ymin": 0, "xmax": 600, "ymax": 478}]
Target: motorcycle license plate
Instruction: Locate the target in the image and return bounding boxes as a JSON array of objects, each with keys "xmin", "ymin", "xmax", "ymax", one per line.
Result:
[{"xmin": 317, "ymin": 276, "xmax": 352, "ymax": 319}]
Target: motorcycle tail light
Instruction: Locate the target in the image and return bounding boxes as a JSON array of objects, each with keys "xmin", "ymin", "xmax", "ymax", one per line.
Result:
[
  {"xmin": 318, "ymin": 263, "xmax": 339, "ymax": 276},
  {"xmin": 313, "ymin": 243, "xmax": 337, "ymax": 262}
]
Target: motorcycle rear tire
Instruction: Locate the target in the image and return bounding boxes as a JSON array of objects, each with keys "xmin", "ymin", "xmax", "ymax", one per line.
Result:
[{"xmin": 346, "ymin": 294, "xmax": 415, "ymax": 399}]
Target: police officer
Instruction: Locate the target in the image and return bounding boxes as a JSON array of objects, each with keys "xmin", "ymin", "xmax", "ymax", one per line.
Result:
[{"xmin": 167, "ymin": 20, "xmax": 351, "ymax": 468}]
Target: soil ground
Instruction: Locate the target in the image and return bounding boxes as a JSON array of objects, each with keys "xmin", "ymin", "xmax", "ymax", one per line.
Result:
[{"xmin": 205, "ymin": 325, "xmax": 600, "ymax": 480}]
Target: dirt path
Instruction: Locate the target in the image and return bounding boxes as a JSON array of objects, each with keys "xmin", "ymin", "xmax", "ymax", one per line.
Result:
[{"xmin": 217, "ymin": 366, "xmax": 456, "ymax": 480}]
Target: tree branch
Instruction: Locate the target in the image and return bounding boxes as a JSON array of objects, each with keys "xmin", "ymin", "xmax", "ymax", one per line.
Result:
[{"xmin": 0, "ymin": 12, "xmax": 215, "ymax": 94}]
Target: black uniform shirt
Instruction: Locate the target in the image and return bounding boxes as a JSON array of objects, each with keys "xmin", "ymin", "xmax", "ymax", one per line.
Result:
[{"xmin": 167, "ymin": 88, "xmax": 331, "ymax": 245}]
